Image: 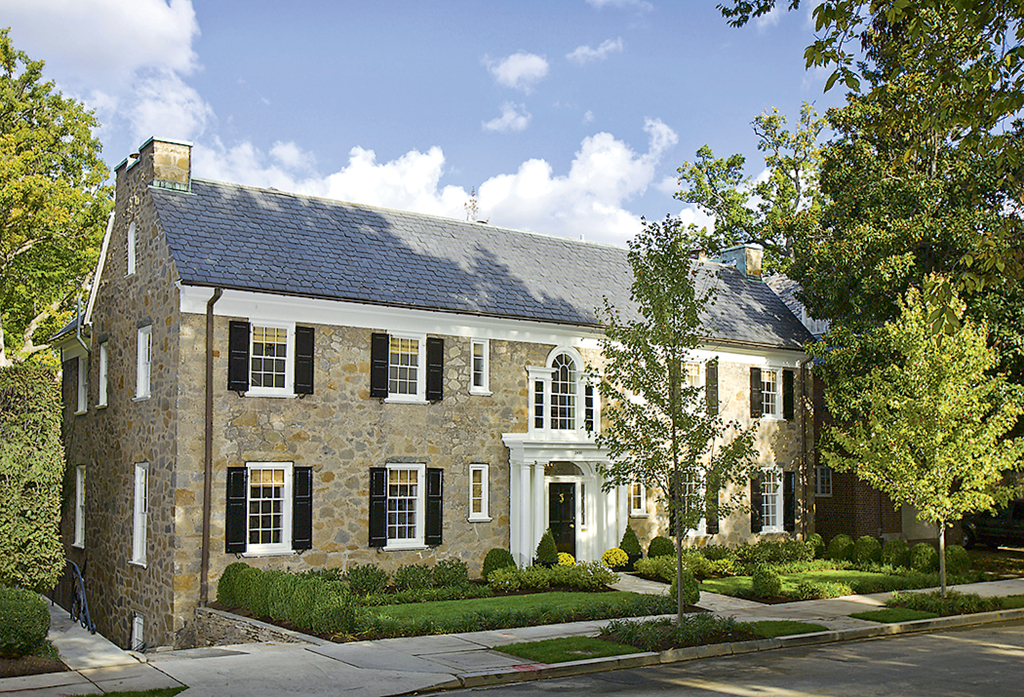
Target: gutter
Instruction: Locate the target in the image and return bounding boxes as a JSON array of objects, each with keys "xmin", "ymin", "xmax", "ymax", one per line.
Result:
[{"xmin": 199, "ymin": 287, "xmax": 223, "ymax": 605}]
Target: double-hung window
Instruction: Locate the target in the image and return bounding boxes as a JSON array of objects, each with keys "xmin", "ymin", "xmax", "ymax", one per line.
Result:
[
  {"xmin": 761, "ymin": 369, "xmax": 779, "ymax": 417},
  {"xmin": 368, "ymin": 464, "xmax": 443, "ymax": 549},
  {"xmin": 126, "ymin": 220, "xmax": 136, "ymax": 276},
  {"xmin": 76, "ymin": 356, "xmax": 88, "ymax": 414},
  {"xmin": 750, "ymin": 366, "xmax": 795, "ymax": 420},
  {"xmin": 228, "ymin": 321, "xmax": 314, "ymax": 397},
  {"xmin": 760, "ymin": 468, "xmax": 783, "ymax": 533},
  {"xmin": 224, "ymin": 462, "xmax": 313, "ymax": 555},
  {"xmin": 470, "ymin": 339, "xmax": 490, "ymax": 395},
  {"xmin": 97, "ymin": 342, "xmax": 108, "ymax": 408},
  {"xmin": 815, "ymin": 465, "xmax": 833, "ymax": 497},
  {"xmin": 385, "ymin": 464, "xmax": 424, "ymax": 546},
  {"xmin": 469, "ymin": 463, "xmax": 490, "ymax": 521},
  {"xmin": 74, "ymin": 465, "xmax": 85, "ymax": 548},
  {"xmin": 629, "ymin": 482, "xmax": 647, "ymax": 517},
  {"xmin": 132, "ymin": 463, "xmax": 148, "ymax": 565},
  {"xmin": 251, "ymin": 326, "xmax": 288, "ymax": 390},
  {"xmin": 136, "ymin": 326, "xmax": 152, "ymax": 400},
  {"xmin": 369, "ymin": 332, "xmax": 444, "ymax": 402},
  {"xmin": 389, "ymin": 336, "xmax": 422, "ymax": 399}
]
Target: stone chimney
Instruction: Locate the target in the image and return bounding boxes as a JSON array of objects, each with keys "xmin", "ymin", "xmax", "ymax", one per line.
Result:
[
  {"xmin": 117, "ymin": 137, "xmax": 193, "ymax": 192},
  {"xmin": 716, "ymin": 243, "xmax": 763, "ymax": 280}
]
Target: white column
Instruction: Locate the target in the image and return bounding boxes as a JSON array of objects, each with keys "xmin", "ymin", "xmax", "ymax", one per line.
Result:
[
  {"xmin": 509, "ymin": 460, "xmax": 520, "ymax": 566},
  {"xmin": 605, "ymin": 485, "xmax": 619, "ymax": 553},
  {"xmin": 518, "ymin": 462, "xmax": 533, "ymax": 567},
  {"xmin": 533, "ymin": 461, "xmax": 546, "ymax": 556}
]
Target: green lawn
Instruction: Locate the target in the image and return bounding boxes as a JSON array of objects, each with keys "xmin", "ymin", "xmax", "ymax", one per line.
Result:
[
  {"xmin": 747, "ymin": 620, "xmax": 828, "ymax": 638},
  {"xmin": 370, "ymin": 591, "xmax": 649, "ymax": 620},
  {"xmin": 494, "ymin": 636, "xmax": 641, "ymax": 663},
  {"xmin": 1003, "ymin": 594, "xmax": 1024, "ymax": 609},
  {"xmin": 700, "ymin": 570, "xmax": 906, "ymax": 598}
]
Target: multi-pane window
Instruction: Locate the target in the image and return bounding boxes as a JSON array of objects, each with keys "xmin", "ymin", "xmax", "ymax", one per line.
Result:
[
  {"xmin": 630, "ymin": 482, "xmax": 647, "ymax": 516},
  {"xmin": 469, "ymin": 463, "xmax": 489, "ymax": 521},
  {"xmin": 389, "ymin": 337, "xmax": 420, "ymax": 396},
  {"xmin": 550, "ymin": 353, "xmax": 577, "ymax": 430},
  {"xmin": 684, "ymin": 363, "xmax": 701, "ymax": 388},
  {"xmin": 251, "ymin": 326, "xmax": 287, "ymax": 389},
  {"xmin": 247, "ymin": 465, "xmax": 287, "ymax": 550},
  {"xmin": 534, "ymin": 380, "xmax": 545, "ymax": 429},
  {"xmin": 761, "ymin": 369, "xmax": 779, "ymax": 417},
  {"xmin": 386, "ymin": 465, "xmax": 423, "ymax": 546},
  {"xmin": 815, "ymin": 465, "xmax": 833, "ymax": 497},
  {"xmin": 132, "ymin": 464, "xmax": 148, "ymax": 565},
  {"xmin": 131, "ymin": 615, "xmax": 144, "ymax": 652},
  {"xmin": 97, "ymin": 342, "xmax": 108, "ymax": 407},
  {"xmin": 584, "ymin": 384, "xmax": 595, "ymax": 431},
  {"xmin": 136, "ymin": 326, "xmax": 152, "ymax": 399},
  {"xmin": 761, "ymin": 468, "xmax": 782, "ymax": 531},
  {"xmin": 74, "ymin": 465, "xmax": 85, "ymax": 548},
  {"xmin": 471, "ymin": 339, "xmax": 489, "ymax": 394},
  {"xmin": 76, "ymin": 356, "xmax": 88, "ymax": 414}
]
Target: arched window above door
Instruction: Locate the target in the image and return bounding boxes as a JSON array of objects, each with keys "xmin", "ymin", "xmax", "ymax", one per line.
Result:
[{"xmin": 527, "ymin": 347, "xmax": 598, "ymax": 437}]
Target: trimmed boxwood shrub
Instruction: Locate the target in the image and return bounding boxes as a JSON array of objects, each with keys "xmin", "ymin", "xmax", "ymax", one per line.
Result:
[
  {"xmin": 826, "ymin": 534, "xmax": 855, "ymax": 561},
  {"xmin": 752, "ymin": 565, "xmax": 783, "ymax": 597},
  {"xmin": 488, "ymin": 561, "xmax": 616, "ymax": 593},
  {"xmin": 736, "ymin": 539, "xmax": 814, "ymax": 565},
  {"xmin": 233, "ymin": 565, "xmax": 263, "ymax": 611},
  {"xmin": 535, "ymin": 529, "xmax": 559, "ymax": 566},
  {"xmin": 345, "ymin": 562, "xmax": 389, "ymax": 596},
  {"xmin": 807, "ymin": 533, "xmax": 825, "ymax": 559},
  {"xmin": 309, "ymin": 596, "xmax": 356, "ymax": 636},
  {"xmin": 853, "ymin": 536, "xmax": 882, "ymax": 564},
  {"xmin": 699, "ymin": 544, "xmax": 736, "ymax": 562},
  {"xmin": 648, "ymin": 536, "xmax": 674, "ymax": 559},
  {"xmin": 482, "ymin": 548, "xmax": 516, "ymax": 580},
  {"xmin": 669, "ymin": 570, "xmax": 700, "ymax": 606},
  {"xmin": 945, "ymin": 545, "xmax": 971, "ymax": 574},
  {"xmin": 911, "ymin": 543, "xmax": 939, "ymax": 572},
  {"xmin": 216, "ymin": 562, "xmax": 251, "ymax": 607},
  {"xmin": 432, "ymin": 558, "xmax": 469, "ymax": 588},
  {"xmin": 393, "ymin": 563, "xmax": 433, "ymax": 591},
  {"xmin": 619, "ymin": 525, "xmax": 643, "ymax": 570},
  {"xmin": 0, "ymin": 587, "xmax": 50, "ymax": 658},
  {"xmin": 288, "ymin": 577, "xmax": 327, "ymax": 631},
  {"xmin": 881, "ymin": 539, "xmax": 912, "ymax": 568},
  {"xmin": 267, "ymin": 572, "xmax": 295, "ymax": 622},
  {"xmin": 795, "ymin": 580, "xmax": 853, "ymax": 599}
]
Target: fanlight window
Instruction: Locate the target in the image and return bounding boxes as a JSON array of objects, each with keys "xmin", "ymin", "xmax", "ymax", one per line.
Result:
[{"xmin": 550, "ymin": 353, "xmax": 577, "ymax": 430}]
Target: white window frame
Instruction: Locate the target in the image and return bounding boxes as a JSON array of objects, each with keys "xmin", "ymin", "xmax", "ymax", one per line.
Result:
[
  {"xmin": 130, "ymin": 614, "xmax": 144, "ymax": 652},
  {"xmin": 629, "ymin": 481, "xmax": 648, "ymax": 517},
  {"xmin": 815, "ymin": 464, "xmax": 833, "ymax": 497},
  {"xmin": 760, "ymin": 466, "xmax": 784, "ymax": 533},
  {"xmin": 244, "ymin": 462, "xmax": 294, "ymax": 556},
  {"xmin": 468, "ymin": 463, "xmax": 490, "ymax": 522},
  {"xmin": 528, "ymin": 347, "xmax": 598, "ymax": 435},
  {"xmin": 131, "ymin": 463, "xmax": 148, "ymax": 566},
  {"xmin": 135, "ymin": 326, "xmax": 152, "ymax": 400},
  {"xmin": 75, "ymin": 356, "xmax": 88, "ymax": 414},
  {"xmin": 385, "ymin": 333, "xmax": 427, "ymax": 404},
  {"xmin": 126, "ymin": 220, "xmax": 136, "ymax": 276},
  {"xmin": 384, "ymin": 463, "xmax": 426, "ymax": 550},
  {"xmin": 245, "ymin": 321, "xmax": 295, "ymax": 398},
  {"xmin": 97, "ymin": 342, "xmax": 108, "ymax": 408},
  {"xmin": 761, "ymin": 368, "xmax": 781, "ymax": 419},
  {"xmin": 73, "ymin": 465, "xmax": 85, "ymax": 548},
  {"xmin": 469, "ymin": 339, "xmax": 491, "ymax": 396}
]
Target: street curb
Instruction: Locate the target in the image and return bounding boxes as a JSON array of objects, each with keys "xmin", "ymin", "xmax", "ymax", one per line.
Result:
[{"xmin": 428, "ymin": 607, "xmax": 1024, "ymax": 692}]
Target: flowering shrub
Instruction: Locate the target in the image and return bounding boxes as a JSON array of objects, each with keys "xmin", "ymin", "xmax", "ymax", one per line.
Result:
[
  {"xmin": 558, "ymin": 552, "xmax": 576, "ymax": 566},
  {"xmin": 602, "ymin": 547, "xmax": 629, "ymax": 569}
]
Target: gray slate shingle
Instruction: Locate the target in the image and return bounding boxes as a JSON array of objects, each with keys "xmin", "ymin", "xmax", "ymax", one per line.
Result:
[{"xmin": 149, "ymin": 179, "xmax": 813, "ymax": 350}]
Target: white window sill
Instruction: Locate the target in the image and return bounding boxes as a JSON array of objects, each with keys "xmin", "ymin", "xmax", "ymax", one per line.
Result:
[
  {"xmin": 96, "ymin": 403, "xmax": 107, "ymax": 410},
  {"xmin": 383, "ymin": 543, "xmax": 428, "ymax": 552},
  {"xmin": 760, "ymin": 527, "xmax": 784, "ymax": 535},
  {"xmin": 242, "ymin": 549, "xmax": 296, "ymax": 558},
  {"xmin": 469, "ymin": 389, "xmax": 493, "ymax": 397},
  {"xmin": 244, "ymin": 390, "xmax": 296, "ymax": 399},
  {"xmin": 129, "ymin": 560, "xmax": 147, "ymax": 569},
  {"xmin": 468, "ymin": 516, "xmax": 492, "ymax": 523},
  {"xmin": 629, "ymin": 512, "xmax": 649, "ymax": 519},
  {"xmin": 384, "ymin": 397, "xmax": 429, "ymax": 405},
  {"xmin": 74, "ymin": 409, "xmax": 87, "ymax": 416},
  {"xmin": 759, "ymin": 414, "xmax": 785, "ymax": 422},
  {"xmin": 72, "ymin": 543, "xmax": 85, "ymax": 550},
  {"xmin": 132, "ymin": 395, "xmax": 150, "ymax": 402},
  {"xmin": 815, "ymin": 493, "xmax": 832, "ymax": 498}
]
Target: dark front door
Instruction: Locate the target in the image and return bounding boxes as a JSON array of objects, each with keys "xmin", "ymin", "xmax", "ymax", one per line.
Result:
[{"xmin": 549, "ymin": 482, "xmax": 576, "ymax": 557}]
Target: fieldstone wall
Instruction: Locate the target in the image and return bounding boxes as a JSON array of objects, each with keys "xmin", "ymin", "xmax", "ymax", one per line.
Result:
[{"xmin": 192, "ymin": 607, "xmax": 314, "ymax": 647}]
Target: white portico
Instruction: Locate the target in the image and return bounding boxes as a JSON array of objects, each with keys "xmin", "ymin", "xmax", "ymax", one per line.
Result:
[{"xmin": 502, "ymin": 346, "xmax": 629, "ymax": 566}]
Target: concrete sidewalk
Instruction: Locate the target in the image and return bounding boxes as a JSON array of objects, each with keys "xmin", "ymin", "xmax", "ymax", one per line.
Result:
[{"xmin": 4, "ymin": 577, "xmax": 1023, "ymax": 696}]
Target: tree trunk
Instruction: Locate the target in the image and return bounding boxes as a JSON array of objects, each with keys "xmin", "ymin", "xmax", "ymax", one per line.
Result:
[{"xmin": 938, "ymin": 521, "xmax": 947, "ymax": 598}]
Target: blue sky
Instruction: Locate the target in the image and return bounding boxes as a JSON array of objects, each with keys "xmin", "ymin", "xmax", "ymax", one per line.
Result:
[{"xmin": 3, "ymin": 0, "xmax": 842, "ymax": 246}]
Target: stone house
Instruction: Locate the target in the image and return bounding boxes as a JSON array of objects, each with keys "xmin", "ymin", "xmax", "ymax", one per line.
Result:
[{"xmin": 54, "ymin": 138, "xmax": 816, "ymax": 651}]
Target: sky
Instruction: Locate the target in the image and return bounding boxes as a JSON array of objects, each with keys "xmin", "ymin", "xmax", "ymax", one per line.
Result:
[{"xmin": 1, "ymin": 0, "xmax": 844, "ymax": 247}]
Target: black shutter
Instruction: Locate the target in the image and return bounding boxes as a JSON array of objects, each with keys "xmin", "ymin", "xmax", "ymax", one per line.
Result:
[
  {"xmin": 368, "ymin": 468, "xmax": 387, "ymax": 547},
  {"xmin": 705, "ymin": 475, "xmax": 720, "ymax": 535},
  {"xmin": 225, "ymin": 467, "xmax": 248, "ymax": 553},
  {"xmin": 426, "ymin": 338, "xmax": 444, "ymax": 402},
  {"xmin": 783, "ymin": 471, "xmax": 796, "ymax": 533},
  {"xmin": 228, "ymin": 321, "xmax": 251, "ymax": 392},
  {"xmin": 292, "ymin": 466, "xmax": 313, "ymax": 551},
  {"xmin": 750, "ymin": 475, "xmax": 764, "ymax": 534},
  {"xmin": 782, "ymin": 369, "xmax": 795, "ymax": 420},
  {"xmin": 294, "ymin": 327, "xmax": 315, "ymax": 395},
  {"xmin": 706, "ymin": 360, "xmax": 719, "ymax": 416},
  {"xmin": 425, "ymin": 468, "xmax": 443, "ymax": 546},
  {"xmin": 750, "ymin": 367, "xmax": 763, "ymax": 418},
  {"xmin": 370, "ymin": 333, "xmax": 389, "ymax": 399}
]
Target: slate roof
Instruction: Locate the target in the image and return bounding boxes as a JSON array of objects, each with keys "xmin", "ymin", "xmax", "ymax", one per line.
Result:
[{"xmin": 147, "ymin": 179, "xmax": 814, "ymax": 350}]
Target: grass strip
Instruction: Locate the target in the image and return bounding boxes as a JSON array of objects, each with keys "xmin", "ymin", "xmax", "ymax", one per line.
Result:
[
  {"xmin": 370, "ymin": 591, "xmax": 655, "ymax": 620},
  {"xmin": 1002, "ymin": 594, "xmax": 1024, "ymax": 609},
  {"xmin": 494, "ymin": 636, "xmax": 641, "ymax": 664},
  {"xmin": 747, "ymin": 620, "xmax": 828, "ymax": 638},
  {"xmin": 850, "ymin": 608, "xmax": 939, "ymax": 623}
]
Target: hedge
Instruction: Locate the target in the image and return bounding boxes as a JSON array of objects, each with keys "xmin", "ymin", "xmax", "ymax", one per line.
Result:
[{"xmin": 0, "ymin": 587, "xmax": 50, "ymax": 658}]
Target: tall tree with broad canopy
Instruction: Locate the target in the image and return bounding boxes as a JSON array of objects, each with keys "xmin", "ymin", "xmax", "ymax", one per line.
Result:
[
  {"xmin": 0, "ymin": 28, "xmax": 111, "ymax": 367},
  {"xmin": 811, "ymin": 281, "xmax": 1024, "ymax": 596},
  {"xmin": 594, "ymin": 215, "xmax": 760, "ymax": 622}
]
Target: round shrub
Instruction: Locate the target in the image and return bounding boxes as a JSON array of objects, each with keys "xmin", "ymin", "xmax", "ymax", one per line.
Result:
[
  {"xmin": 945, "ymin": 544, "xmax": 971, "ymax": 575},
  {"xmin": 535, "ymin": 529, "xmax": 559, "ymax": 566},
  {"xmin": 557, "ymin": 552, "xmax": 575, "ymax": 566},
  {"xmin": 394, "ymin": 563, "xmax": 433, "ymax": 591},
  {"xmin": 248, "ymin": 570, "xmax": 286, "ymax": 618},
  {"xmin": 288, "ymin": 577, "xmax": 327, "ymax": 631},
  {"xmin": 216, "ymin": 562, "xmax": 251, "ymax": 607},
  {"xmin": 826, "ymin": 534, "xmax": 855, "ymax": 561},
  {"xmin": 700, "ymin": 544, "xmax": 736, "ymax": 562},
  {"xmin": 853, "ymin": 536, "xmax": 882, "ymax": 564},
  {"xmin": 881, "ymin": 539, "xmax": 912, "ymax": 568},
  {"xmin": 601, "ymin": 547, "xmax": 629, "ymax": 570},
  {"xmin": 233, "ymin": 565, "xmax": 264, "ymax": 612},
  {"xmin": 432, "ymin": 558, "xmax": 469, "ymax": 588},
  {"xmin": 911, "ymin": 543, "xmax": 939, "ymax": 572},
  {"xmin": 0, "ymin": 587, "xmax": 49, "ymax": 658},
  {"xmin": 482, "ymin": 548, "xmax": 516, "ymax": 580},
  {"xmin": 751, "ymin": 565, "xmax": 783, "ymax": 598},
  {"xmin": 309, "ymin": 596, "xmax": 356, "ymax": 636},
  {"xmin": 807, "ymin": 533, "xmax": 825, "ymax": 559},
  {"xmin": 344, "ymin": 562, "xmax": 389, "ymax": 596},
  {"xmin": 669, "ymin": 570, "xmax": 700, "ymax": 606},
  {"xmin": 648, "ymin": 536, "xmax": 675, "ymax": 559}
]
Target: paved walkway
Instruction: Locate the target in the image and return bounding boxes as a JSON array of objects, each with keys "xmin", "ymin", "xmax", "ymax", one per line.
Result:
[{"xmin": 4, "ymin": 577, "xmax": 1023, "ymax": 696}]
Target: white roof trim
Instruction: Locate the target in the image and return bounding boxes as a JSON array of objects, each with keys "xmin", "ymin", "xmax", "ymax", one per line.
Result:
[{"xmin": 84, "ymin": 211, "xmax": 115, "ymax": 327}]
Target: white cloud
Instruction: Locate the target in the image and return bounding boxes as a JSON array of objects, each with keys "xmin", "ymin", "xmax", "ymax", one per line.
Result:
[
  {"xmin": 125, "ymin": 69, "xmax": 213, "ymax": 143},
  {"xmin": 270, "ymin": 141, "xmax": 315, "ymax": 171},
  {"xmin": 755, "ymin": 5, "xmax": 783, "ymax": 31},
  {"xmin": 566, "ymin": 38, "xmax": 624, "ymax": 65},
  {"xmin": 583, "ymin": 110, "xmax": 595, "ymax": 124},
  {"xmin": 585, "ymin": 0, "xmax": 653, "ymax": 10},
  {"xmin": 482, "ymin": 103, "xmax": 532, "ymax": 133},
  {"xmin": 484, "ymin": 52, "xmax": 550, "ymax": 93}
]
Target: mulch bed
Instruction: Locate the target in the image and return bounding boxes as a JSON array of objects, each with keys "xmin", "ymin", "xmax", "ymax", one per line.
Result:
[{"xmin": 0, "ymin": 655, "xmax": 68, "ymax": 679}]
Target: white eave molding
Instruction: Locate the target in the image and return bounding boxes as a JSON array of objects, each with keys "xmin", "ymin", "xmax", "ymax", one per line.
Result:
[{"xmin": 84, "ymin": 211, "xmax": 115, "ymax": 328}]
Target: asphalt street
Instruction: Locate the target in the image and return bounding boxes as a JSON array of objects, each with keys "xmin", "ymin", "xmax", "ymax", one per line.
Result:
[{"xmin": 451, "ymin": 619, "xmax": 1024, "ymax": 697}]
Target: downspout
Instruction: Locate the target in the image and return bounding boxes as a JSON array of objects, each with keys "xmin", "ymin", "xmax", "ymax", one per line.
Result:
[
  {"xmin": 799, "ymin": 355, "xmax": 814, "ymax": 539},
  {"xmin": 199, "ymin": 287, "xmax": 223, "ymax": 605},
  {"xmin": 74, "ymin": 297, "xmax": 90, "ymax": 355}
]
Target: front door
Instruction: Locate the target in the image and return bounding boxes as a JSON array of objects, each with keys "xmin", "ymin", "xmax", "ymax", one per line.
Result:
[{"xmin": 548, "ymin": 482, "xmax": 576, "ymax": 557}]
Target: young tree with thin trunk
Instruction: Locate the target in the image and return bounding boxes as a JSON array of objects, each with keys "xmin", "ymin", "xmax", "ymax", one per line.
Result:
[{"xmin": 594, "ymin": 215, "xmax": 760, "ymax": 622}]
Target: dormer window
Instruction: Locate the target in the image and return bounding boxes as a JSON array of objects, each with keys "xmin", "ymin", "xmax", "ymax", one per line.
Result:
[{"xmin": 528, "ymin": 348, "xmax": 598, "ymax": 436}]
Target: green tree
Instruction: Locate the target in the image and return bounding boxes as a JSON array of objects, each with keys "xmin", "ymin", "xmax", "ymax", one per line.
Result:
[
  {"xmin": 594, "ymin": 215, "xmax": 760, "ymax": 621},
  {"xmin": 811, "ymin": 282, "xmax": 1024, "ymax": 596},
  {"xmin": 675, "ymin": 103, "xmax": 825, "ymax": 271},
  {"xmin": 0, "ymin": 28, "xmax": 111, "ymax": 367}
]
